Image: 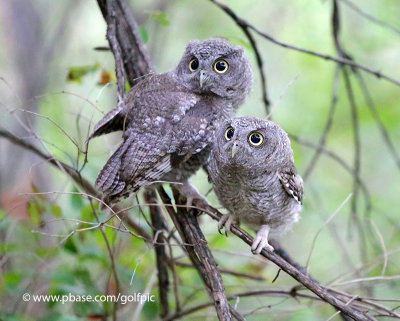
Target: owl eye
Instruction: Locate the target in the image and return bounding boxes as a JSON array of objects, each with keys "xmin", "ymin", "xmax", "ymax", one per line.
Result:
[
  {"xmin": 189, "ymin": 58, "xmax": 199, "ymax": 72},
  {"xmin": 248, "ymin": 132, "xmax": 264, "ymax": 146},
  {"xmin": 224, "ymin": 126, "xmax": 234, "ymax": 141},
  {"xmin": 214, "ymin": 59, "xmax": 229, "ymax": 74}
]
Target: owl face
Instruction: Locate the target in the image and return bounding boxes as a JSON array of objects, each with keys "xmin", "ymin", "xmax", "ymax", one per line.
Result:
[
  {"xmin": 213, "ymin": 117, "xmax": 293, "ymax": 171},
  {"xmin": 174, "ymin": 38, "xmax": 253, "ymax": 101}
]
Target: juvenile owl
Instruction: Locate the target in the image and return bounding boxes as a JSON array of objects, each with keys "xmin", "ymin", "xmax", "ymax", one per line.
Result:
[
  {"xmin": 208, "ymin": 117, "xmax": 303, "ymax": 254},
  {"xmin": 92, "ymin": 38, "xmax": 253, "ymax": 203}
]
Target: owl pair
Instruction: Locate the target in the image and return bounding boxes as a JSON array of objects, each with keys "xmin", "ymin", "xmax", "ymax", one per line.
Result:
[{"xmin": 92, "ymin": 38, "xmax": 302, "ymax": 254}]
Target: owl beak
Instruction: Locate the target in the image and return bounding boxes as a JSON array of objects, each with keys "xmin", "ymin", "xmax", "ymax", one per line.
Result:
[
  {"xmin": 231, "ymin": 140, "xmax": 240, "ymax": 158},
  {"xmin": 199, "ymin": 70, "xmax": 207, "ymax": 88}
]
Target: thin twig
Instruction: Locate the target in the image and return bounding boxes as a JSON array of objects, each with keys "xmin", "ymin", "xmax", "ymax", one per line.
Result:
[{"xmin": 210, "ymin": 0, "xmax": 400, "ymax": 87}]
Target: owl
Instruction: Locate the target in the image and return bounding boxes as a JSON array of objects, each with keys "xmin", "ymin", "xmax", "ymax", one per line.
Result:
[
  {"xmin": 208, "ymin": 117, "xmax": 303, "ymax": 254},
  {"xmin": 92, "ymin": 38, "xmax": 253, "ymax": 204}
]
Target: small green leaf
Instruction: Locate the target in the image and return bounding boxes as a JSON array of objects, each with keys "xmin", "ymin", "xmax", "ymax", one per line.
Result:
[
  {"xmin": 51, "ymin": 205, "xmax": 62, "ymax": 218},
  {"xmin": 139, "ymin": 26, "xmax": 149, "ymax": 44},
  {"xmin": 67, "ymin": 62, "xmax": 100, "ymax": 83},
  {"xmin": 28, "ymin": 201, "xmax": 43, "ymax": 224},
  {"xmin": 149, "ymin": 11, "xmax": 170, "ymax": 26},
  {"xmin": 64, "ymin": 237, "xmax": 78, "ymax": 254}
]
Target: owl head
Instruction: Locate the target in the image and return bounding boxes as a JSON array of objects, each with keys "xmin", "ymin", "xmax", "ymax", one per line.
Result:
[
  {"xmin": 174, "ymin": 38, "xmax": 253, "ymax": 106},
  {"xmin": 212, "ymin": 117, "xmax": 294, "ymax": 171}
]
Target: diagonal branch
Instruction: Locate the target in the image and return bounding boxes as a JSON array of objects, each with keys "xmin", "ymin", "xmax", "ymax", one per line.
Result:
[
  {"xmin": 191, "ymin": 199, "xmax": 372, "ymax": 321},
  {"xmin": 210, "ymin": 0, "xmax": 400, "ymax": 87},
  {"xmin": 158, "ymin": 187, "xmax": 238, "ymax": 321}
]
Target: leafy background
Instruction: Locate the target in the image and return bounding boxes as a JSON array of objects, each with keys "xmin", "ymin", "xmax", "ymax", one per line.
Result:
[{"xmin": 0, "ymin": 0, "xmax": 399, "ymax": 320}]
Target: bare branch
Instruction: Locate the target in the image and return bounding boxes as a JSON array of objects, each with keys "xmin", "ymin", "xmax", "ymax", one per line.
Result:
[{"xmin": 210, "ymin": 0, "xmax": 400, "ymax": 87}]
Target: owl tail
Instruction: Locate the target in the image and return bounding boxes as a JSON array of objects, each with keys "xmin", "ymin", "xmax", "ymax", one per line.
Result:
[{"xmin": 95, "ymin": 137, "xmax": 132, "ymax": 198}]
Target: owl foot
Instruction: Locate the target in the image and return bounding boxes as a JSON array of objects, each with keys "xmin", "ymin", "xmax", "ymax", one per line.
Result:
[
  {"xmin": 218, "ymin": 214, "xmax": 234, "ymax": 236},
  {"xmin": 175, "ymin": 181, "xmax": 208, "ymax": 210},
  {"xmin": 251, "ymin": 225, "xmax": 274, "ymax": 254}
]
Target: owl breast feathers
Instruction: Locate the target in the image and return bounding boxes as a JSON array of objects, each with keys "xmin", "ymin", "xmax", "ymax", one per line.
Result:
[
  {"xmin": 208, "ymin": 116, "xmax": 303, "ymax": 254},
  {"xmin": 92, "ymin": 38, "xmax": 253, "ymax": 203}
]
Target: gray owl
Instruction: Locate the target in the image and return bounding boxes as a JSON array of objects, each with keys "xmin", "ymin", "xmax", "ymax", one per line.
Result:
[
  {"xmin": 208, "ymin": 117, "xmax": 303, "ymax": 254},
  {"xmin": 92, "ymin": 38, "xmax": 253, "ymax": 203}
]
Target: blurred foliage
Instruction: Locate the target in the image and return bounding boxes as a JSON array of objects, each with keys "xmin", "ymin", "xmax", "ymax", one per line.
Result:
[{"xmin": 0, "ymin": 0, "xmax": 400, "ymax": 320}]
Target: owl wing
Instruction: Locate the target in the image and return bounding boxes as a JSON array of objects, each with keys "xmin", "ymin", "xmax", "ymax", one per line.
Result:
[
  {"xmin": 90, "ymin": 102, "xmax": 126, "ymax": 138},
  {"xmin": 278, "ymin": 168, "xmax": 304, "ymax": 205},
  {"xmin": 95, "ymin": 74, "xmax": 205, "ymax": 200}
]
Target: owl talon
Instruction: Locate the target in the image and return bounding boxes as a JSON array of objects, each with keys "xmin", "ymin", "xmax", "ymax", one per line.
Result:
[
  {"xmin": 251, "ymin": 225, "xmax": 274, "ymax": 255},
  {"xmin": 175, "ymin": 181, "xmax": 208, "ymax": 211},
  {"xmin": 218, "ymin": 213, "xmax": 234, "ymax": 236}
]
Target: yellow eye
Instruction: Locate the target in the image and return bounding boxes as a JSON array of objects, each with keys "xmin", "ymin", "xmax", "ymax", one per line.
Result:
[
  {"xmin": 225, "ymin": 126, "xmax": 234, "ymax": 141},
  {"xmin": 189, "ymin": 58, "xmax": 199, "ymax": 72},
  {"xmin": 214, "ymin": 59, "xmax": 229, "ymax": 74},
  {"xmin": 248, "ymin": 132, "xmax": 264, "ymax": 146}
]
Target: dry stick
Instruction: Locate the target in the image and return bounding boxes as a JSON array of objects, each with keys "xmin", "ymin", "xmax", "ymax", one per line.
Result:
[
  {"xmin": 210, "ymin": 1, "xmax": 270, "ymax": 113},
  {"xmin": 175, "ymin": 261, "xmax": 265, "ymax": 282},
  {"xmin": 338, "ymin": 0, "xmax": 400, "ymax": 37},
  {"xmin": 332, "ymin": 0, "xmax": 368, "ymax": 268},
  {"xmin": 303, "ymin": 66, "xmax": 341, "ymax": 181},
  {"xmin": 97, "ymin": 0, "xmax": 154, "ymax": 85},
  {"xmin": 192, "ymin": 200, "xmax": 372, "ymax": 321},
  {"xmin": 0, "ymin": 129, "xmax": 151, "ymax": 240},
  {"xmin": 158, "ymin": 187, "xmax": 242, "ymax": 321},
  {"xmin": 210, "ymin": 0, "xmax": 400, "ymax": 87},
  {"xmin": 288, "ymin": 133, "xmax": 372, "ymax": 213},
  {"xmin": 355, "ymin": 72, "xmax": 400, "ymax": 172},
  {"xmin": 165, "ymin": 290, "xmax": 323, "ymax": 321},
  {"xmin": 143, "ymin": 189, "xmax": 170, "ymax": 318},
  {"xmin": 106, "ymin": 0, "xmax": 126, "ymax": 97}
]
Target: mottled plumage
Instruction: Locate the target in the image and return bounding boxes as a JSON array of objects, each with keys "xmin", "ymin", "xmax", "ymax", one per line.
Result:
[
  {"xmin": 208, "ymin": 117, "xmax": 303, "ymax": 254},
  {"xmin": 93, "ymin": 38, "xmax": 253, "ymax": 203}
]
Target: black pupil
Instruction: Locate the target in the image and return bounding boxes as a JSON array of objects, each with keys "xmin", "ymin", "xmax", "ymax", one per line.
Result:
[
  {"xmin": 227, "ymin": 128, "xmax": 234, "ymax": 139},
  {"xmin": 216, "ymin": 61, "xmax": 227, "ymax": 71},
  {"xmin": 190, "ymin": 59, "xmax": 199, "ymax": 70},
  {"xmin": 251, "ymin": 133, "xmax": 261, "ymax": 144}
]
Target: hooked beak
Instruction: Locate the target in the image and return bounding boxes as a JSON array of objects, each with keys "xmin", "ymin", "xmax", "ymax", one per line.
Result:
[
  {"xmin": 199, "ymin": 70, "xmax": 206, "ymax": 88},
  {"xmin": 231, "ymin": 140, "xmax": 240, "ymax": 158}
]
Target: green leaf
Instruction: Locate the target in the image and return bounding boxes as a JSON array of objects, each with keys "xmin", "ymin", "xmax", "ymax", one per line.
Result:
[
  {"xmin": 51, "ymin": 205, "xmax": 62, "ymax": 218},
  {"xmin": 139, "ymin": 26, "xmax": 149, "ymax": 44},
  {"xmin": 28, "ymin": 201, "xmax": 44, "ymax": 225},
  {"xmin": 67, "ymin": 63, "xmax": 100, "ymax": 83},
  {"xmin": 149, "ymin": 11, "xmax": 170, "ymax": 26},
  {"xmin": 64, "ymin": 237, "xmax": 78, "ymax": 254}
]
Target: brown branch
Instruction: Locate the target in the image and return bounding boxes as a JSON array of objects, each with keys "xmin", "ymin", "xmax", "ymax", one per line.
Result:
[
  {"xmin": 355, "ymin": 72, "xmax": 400, "ymax": 171},
  {"xmin": 207, "ymin": 1, "xmax": 270, "ymax": 113},
  {"xmin": 144, "ymin": 189, "xmax": 170, "ymax": 318},
  {"xmin": 191, "ymin": 200, "xmax": 372, "ymax": 321},
  {"xmin": 303, "ymin": 66, "xmax": 341, "ymax": 181},
  {"xmin": 97, "ymin": 0, "xmax": 154, "ymax": 87},
  {"xmin": 175, "ymin": 261, "xmax": 265, "ymax": 282},
  {"xmin": 210, "ymin": 0, "xmax": 400, "ymax": 87},
  {"xmin": 339, "ymin": 0, "xmax": 400, "ymax": 37},
  {"xmin": 332, "ymin": 0, "xmax": 368, "ymax": 268},
  {"xmin": 165, "ymin": 289, "xmax": 322, "ymax": 321},
  {"xmin": 158, "ymin": 187, "xmax": 238, "ymax": 321}
]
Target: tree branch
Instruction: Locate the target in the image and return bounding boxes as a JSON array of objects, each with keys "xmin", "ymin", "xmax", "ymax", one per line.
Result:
[{"xmin": 210, "ymin": 0, "xmax": 400, "ymax": 87}]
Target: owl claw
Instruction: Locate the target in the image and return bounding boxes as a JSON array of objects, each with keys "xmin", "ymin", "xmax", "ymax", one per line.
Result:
[
  {"xmin": 218, "ymin": 213, "xmax": 234, "ymax": 236},
  {"xmin": 251, "ymin": 225, "xmax": 274, "ymax": 255},
  {"xmin": 176, "ymin": 181, "xmax": 208, "ymax": 211}
]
